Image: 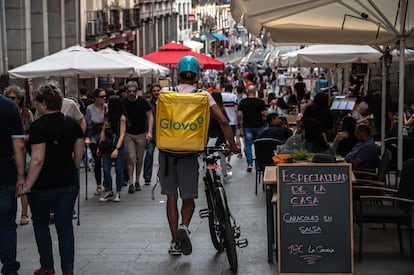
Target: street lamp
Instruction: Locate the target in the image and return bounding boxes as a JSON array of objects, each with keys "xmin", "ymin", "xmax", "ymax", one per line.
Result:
[
  {"xmin": 383, "ymin": 47, "xmax": 392, "ymax": 69},
  {"xmin": 200, "ymin": 34, "xmax": 206, "ymax": 54}
]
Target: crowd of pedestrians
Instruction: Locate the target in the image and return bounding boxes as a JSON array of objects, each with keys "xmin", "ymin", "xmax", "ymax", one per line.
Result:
[{"xmin": 2, "ymin": 53, "xmax": 414, "ymax": 274}]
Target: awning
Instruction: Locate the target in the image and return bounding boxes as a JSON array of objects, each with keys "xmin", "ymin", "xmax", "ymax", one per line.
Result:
[
  {"xmin": 212, "ymin": 32, "xmax": 228, "ymax": 41},
  {"xmin": 183, "ymin": 40, "xmax": 204, "ymax": 52},
  {"xmin": 201, "ymin": 32, "xmax": 216, "ymax": 42}
]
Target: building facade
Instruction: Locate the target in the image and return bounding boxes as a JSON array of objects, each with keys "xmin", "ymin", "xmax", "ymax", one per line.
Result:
[{"xmin": 0, "ymin": 0, "xmax": 237, "ymax": 91}]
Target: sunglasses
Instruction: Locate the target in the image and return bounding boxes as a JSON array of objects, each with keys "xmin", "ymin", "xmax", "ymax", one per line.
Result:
[
  {"xmin": 127, "ymin": 89, "xmax": 137, "ymax": 93},
  {"xmin": 98, "ymin": 95, "xmax": 107, "ymax": 99},
  {"xmin": 7, "ymin": 96, "xmax": 17, "ymax": 100}
]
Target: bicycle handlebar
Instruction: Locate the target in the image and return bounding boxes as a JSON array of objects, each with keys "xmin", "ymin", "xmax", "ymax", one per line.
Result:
[{"xmin": 205, "ymin": 144, "xmax": 230, "ymax": 155}]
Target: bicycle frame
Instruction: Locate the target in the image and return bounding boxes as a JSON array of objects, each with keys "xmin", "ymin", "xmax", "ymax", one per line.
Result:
[{"xmin": 199, "ymin": 146, "xmax": 248, "ymax": 272}]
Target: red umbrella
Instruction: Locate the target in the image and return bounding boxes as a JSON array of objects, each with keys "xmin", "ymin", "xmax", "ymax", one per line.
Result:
[
  {"xmin": 142, "ymin": 43, "xmax": 224, "ymax": 71},
  {"xmin": 159, "ymin": 42, "xmax": 192, "ymax": 51}
]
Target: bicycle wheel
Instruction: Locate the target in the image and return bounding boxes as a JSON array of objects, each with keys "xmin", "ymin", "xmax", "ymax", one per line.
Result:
[
  {"xmin": 208, "ymin": 208, "xmax": 224, "ymax": 252},
  {"xmin": 223, "ymin": 218, "xmax": 238, "ymax": 272},
  {"xmin": 204, "ymin": 174, "xmax": 224, "ymax": 252}
]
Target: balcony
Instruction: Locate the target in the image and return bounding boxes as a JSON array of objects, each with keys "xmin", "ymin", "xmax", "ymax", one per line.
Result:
[{"xmin": 86, "ymin": 8, "xmax": 140, "ymax": 40}]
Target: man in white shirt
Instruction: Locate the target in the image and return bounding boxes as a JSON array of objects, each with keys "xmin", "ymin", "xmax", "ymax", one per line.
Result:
[
  {"xmin": 278, "ymin": 72, "xmax": 286, "ymax": 96},
  {"xmin": 221, "ymin": 84, "xmax": 239, "ymax": 166}
]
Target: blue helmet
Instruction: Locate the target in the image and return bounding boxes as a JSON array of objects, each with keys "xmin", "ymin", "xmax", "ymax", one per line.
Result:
[{"xmin": 178, "ymin": 56, "xmax": 200, "ymax": 75}]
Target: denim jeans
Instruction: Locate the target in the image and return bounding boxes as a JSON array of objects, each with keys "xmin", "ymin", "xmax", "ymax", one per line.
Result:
[
  {"xmin": 243, "ymin": 127, "xmax": 264, "ymax": 166},
  {"xmin": 0, "ymin": 185, "xmax": 20, "ymax": 275},
  {"xmin": 102, "ymin": 142, "xmax": 126, "ymax": 192},
  {"xmin": 89, "ymin": 143, "xmax": 102, "ymax": 186},
  {"xmin": 28, "ymin": 185, "xmax": 78, "ymax": 273},
  {"xmin": 143, "ymin": 140, "xmax": 156, "ymax": 182}
]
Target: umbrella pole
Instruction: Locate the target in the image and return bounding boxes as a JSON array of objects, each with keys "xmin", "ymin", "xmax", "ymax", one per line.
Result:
[
  {"xmin": 381, "ymin": 54, "xmax": 386, "ymax": 155},
  {"xmin": 344, "ymin": 64, "xmax": 349, "ymax": 96},
  {"xmin": 397, "ymin": 39, "xmax": 405, "ymax": 178}
]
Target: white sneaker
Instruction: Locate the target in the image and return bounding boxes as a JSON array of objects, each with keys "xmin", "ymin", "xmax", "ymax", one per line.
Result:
[
  {"xmin": 99, "ymin": 192, "xmax": 114, "ymax": 202},
  {"xmin": 113, "ymin": 193, "xmax": 121, "ymax": 202},
  {"xmin": 223, "ymin": 171, "xmax": 233, "ymax": 181},
  {"xmin": 177, "ymin": 224, "xmax": 192, "ymax": 255}
]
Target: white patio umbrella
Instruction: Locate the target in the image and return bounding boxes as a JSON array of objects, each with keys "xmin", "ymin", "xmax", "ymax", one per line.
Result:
[
  {"xmin": 279, "ymin": 44, "xmax": 383, "ymax": 67},
  {"xmin": 183, "ymin": 40, "xmax": 204, "ymax": 52},
  {"xmin": 280, "ymin": 44, "xmax": 414, "ymax": 67},
  {"xmin": 8, "ymin": 45, "xmax": 137, "ymax": 78},
  {"xmin": 97, "ymin": 48, "xmax": 170, "ymax": 77},
  {"xmin": 231, "ymin": 0, "xmax": 414, "ymax": 174}
]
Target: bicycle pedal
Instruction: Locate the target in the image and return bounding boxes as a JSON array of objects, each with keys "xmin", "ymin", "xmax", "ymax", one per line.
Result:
[
  {"xmin": 198, "ymin": 208, "xmax": 209, "ymax": 219},
  {"xmin": 236, "ymin": 238, "xmax": 248, "ymax": 248},
  {"xmin": 233, "ymin": 226, "xmax": 241, "ymax": 239}
]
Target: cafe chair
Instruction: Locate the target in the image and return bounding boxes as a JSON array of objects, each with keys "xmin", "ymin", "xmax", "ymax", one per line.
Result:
[
  {"xmin": 253, "ymin": 137, "xmax": 284, "ymax": 195},
  {"xmin": 353, "ymin": 158, "xmax": 414, "ymax": 262},
  {"xmin": 385, "ymin": 136, "xmax": 414, "ymax": 188},
  {"xmin": 353, "ymin": 149, "xmax": 393, "ymax": 188}
]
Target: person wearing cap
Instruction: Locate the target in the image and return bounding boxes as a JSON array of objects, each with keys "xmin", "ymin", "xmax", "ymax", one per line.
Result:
[
  {"xmin": 159, "ymin": 56, "xmax": 239, "ymax": 257},
  {"xmin": 122, "ymin": 81, "xmax": 153, "ymax": 194}
]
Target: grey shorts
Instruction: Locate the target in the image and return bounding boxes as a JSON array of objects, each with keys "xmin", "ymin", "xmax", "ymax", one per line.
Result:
[{"xmin": 158, "ymin": 152, "xmax": 200, "ymax": 199}]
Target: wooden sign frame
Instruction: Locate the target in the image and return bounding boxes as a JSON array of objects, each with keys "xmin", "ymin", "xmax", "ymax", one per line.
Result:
[{"xmin": 277, "ymin": 163, "xmax": 354, "ymax": 275}]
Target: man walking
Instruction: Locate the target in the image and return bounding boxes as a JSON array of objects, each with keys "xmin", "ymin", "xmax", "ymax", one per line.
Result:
[
  {"xmin": 143, "ymin": 84, "xmax": 161, "ymax": 185},
  {"xmin": 158, "ymin": 56, "xmax": 239, "ymax": 256},
  {"xmin": 221, "ymin": 84, "xmax": 238, "ymax": 167},
  {"xmin": 237, "ymin": 85, "xmax": 267, "ymax": 172},
  {"xmin": 122, "ymin": 81, "xmax": 153, "ymax": 193},
  {"xmin": 0, "ymin": 93, "xmax": 25, "ymax": 274}
]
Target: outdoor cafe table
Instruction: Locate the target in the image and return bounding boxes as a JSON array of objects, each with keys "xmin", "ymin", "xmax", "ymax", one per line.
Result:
[{"xmin": 262, "ymin": 163, "xmax": 356, "ymax": 263}]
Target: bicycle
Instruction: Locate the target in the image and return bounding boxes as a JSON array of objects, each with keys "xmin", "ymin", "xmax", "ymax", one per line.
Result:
[{"xmin": 198, "ymin": 143, "xmax": 248, "ymax": 272}]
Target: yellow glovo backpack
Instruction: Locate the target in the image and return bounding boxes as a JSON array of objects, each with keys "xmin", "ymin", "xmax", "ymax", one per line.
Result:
[{"xmin": 156, "ymin": 91, "xmax": 210, "ymax": 154}]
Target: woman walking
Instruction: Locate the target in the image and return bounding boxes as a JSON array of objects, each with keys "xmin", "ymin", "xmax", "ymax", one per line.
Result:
[
  {"xmin": 19, "ymin": 85, "xmax": 84, "ymax": 275},
  {"xmin": 4, "ymin": 85, "xmax": 34, "ymax": 225},
  {"xmin": 98, "ymin": 95, "xmax": 127, "ymax": 202},
  {"xmin": 85, "ymin": 88, "xmax": 107, "ymax": 196}
]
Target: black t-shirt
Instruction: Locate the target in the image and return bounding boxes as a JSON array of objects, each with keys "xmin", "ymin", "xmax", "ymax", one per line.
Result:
[
  {"xmin": 294, "ymin": 82, "xmax": 306, "ymax": 100},
  {"xmin": 238, "ymin": 98, "xmax": 266, "ymax": 128},
  {"xmin": 122, "ymin": 97, "xmax": 152, "ymax": 135},
  {"xmin": 302, "ymin": 105, "xmax": 333, "ymax": 134},
  {"xmin": 0, "ymin": 95, "xmax": 24, "ymax": 186},
  {"xmin": 257, "ymin": 126, "xmax": 290, "ymax": 141},
  {"xmin": 29, "ymin": 112, "xmax": 84, "ymax": 190},
  {"xmin": 366, "ymin": 91, "xmax": 392, "ymax": 135},
  {"xmin": 80, "ymin": 98, "xmax": 94, "ymax": 115},
  {"xmin": 208, "ymin": 110, "xmax": 229, "ymax": 145}
]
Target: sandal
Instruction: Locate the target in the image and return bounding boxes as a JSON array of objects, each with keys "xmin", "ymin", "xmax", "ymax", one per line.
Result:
[
  {"xmin": 20, "ymin": 215, "xmax": 29, "ymax": 225},
  {"xmin": 94, "ymin": 186, "xmax": 102, "ymax": 196}
]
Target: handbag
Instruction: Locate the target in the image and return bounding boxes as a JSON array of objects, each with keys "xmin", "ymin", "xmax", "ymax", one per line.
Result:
[{"xmin": 99, "ymin": 128, "xmax": 117, "ymax": 153}]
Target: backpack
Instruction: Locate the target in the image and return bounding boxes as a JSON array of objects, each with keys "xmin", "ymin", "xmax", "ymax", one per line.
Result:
[
  {"xmin": 67, "ymin": 96, "xmax": 86, "ymax": 115},
  {"xmin": 156, "ymin": 92, "xmax": 210, "ymax": 154}
]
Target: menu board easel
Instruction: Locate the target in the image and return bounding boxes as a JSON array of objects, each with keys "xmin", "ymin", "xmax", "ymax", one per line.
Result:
[{"xmin": 277, "ymin": 163, "xmax": 354, "ymax": 275}]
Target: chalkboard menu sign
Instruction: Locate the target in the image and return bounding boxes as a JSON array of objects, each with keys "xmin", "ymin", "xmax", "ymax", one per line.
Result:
[
  {"xmin": 351, "ymin": 63, "xmax": 368, "ymax": 75},
  {"xmin": 277, "ymin": 163, "xmax": 353, "ymax": 275}
]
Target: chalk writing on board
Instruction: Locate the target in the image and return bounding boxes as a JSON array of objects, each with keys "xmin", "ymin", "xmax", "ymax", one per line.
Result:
[
  {"xmin": 299, "ymin": 255, "xmax": 322, "ymax": 265},
  {"xmin": 278, "ymin": 164, "xmax": 353, "ymax": 274},
  {"xmin": 299, "ymin": 225, "xmax": 322, "ymax": 234},
  {"xmin": 308, "ymin": 245, "xmax": 335, "ymax": 254},
  {"xmin": 324, "ymin": 215, "xmax": 333, "ymax": 222},
  {"xmin": 282, "ymin": 213, "xmax": 319, "ymax": 223},
  {"xmin": 290, "ymin": 196, "xmax": 319, "ymax": 206},
  {"xmin": 281, "ymin": 170, "xmax": 348, "ymax": 184}
]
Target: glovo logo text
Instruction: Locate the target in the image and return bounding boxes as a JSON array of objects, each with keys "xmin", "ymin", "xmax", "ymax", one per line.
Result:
[{"xmin": 160, "ymin": 116, "xmax": 204, "ymax": 131}]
